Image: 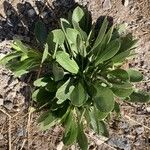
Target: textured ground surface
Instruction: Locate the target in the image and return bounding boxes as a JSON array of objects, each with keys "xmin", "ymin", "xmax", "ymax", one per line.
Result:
[{"xmin": 0, "ymin": 0, "xmax": 150, "ymax": 150}]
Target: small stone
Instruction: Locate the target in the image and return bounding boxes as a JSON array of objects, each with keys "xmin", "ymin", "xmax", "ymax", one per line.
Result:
[
  {"xmin": 4, "ymin": 100, "xmax": 13, "ymax": 110},
  {"xmin": 0, "ymin": 133, "xmax": 3, "ymax": 140},
  {"xmin": 102, "ymin": 0, "xmax": 112, "ymax": 10},
  {"xmin": 135, "ymin": 126, "xmax": 144, "ymax": 135},
  {"xmin": 122, "ymin": 0, "xmax": 129, "ymax": 7},
  {"xmin": 27, "ymin": 9, "xmax": 36, "ymax": 17},
  {"xmin": 0, "ymin": 98, "xmax": 4, "ymax": 105},
  {"xmin": 146, "ymin": 107, "xmax": 150, "ymax": 112}
]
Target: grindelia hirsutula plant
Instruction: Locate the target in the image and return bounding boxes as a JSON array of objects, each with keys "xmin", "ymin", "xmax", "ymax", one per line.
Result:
[{"xmin": 0, "ymin": 6, "xmax": 149, "ymax": 150}]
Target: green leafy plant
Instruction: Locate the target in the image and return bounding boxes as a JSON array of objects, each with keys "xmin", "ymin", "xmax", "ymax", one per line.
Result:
[{"xmin": 0, "ymin": 6, "xmax": 149, "ymax": 149}]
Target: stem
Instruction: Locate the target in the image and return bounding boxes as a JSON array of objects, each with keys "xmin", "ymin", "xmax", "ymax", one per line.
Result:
[{"xmin": 79, "ymin": 108, "xmax": 86, "ymax": 124}]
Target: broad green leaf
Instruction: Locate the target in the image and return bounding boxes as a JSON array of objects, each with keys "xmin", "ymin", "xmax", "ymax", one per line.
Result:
[
  {"xmin": 34, "ymin": 21, "xmax": 47, "ymax": 44},
  {"xmin": 63, "ymin": 111, "xmax": 73, "ymax": 135},
  {"xmin": 119, "ymin": 35, "xmax": 138, "ymax": 53},
  {"xmin": 127, "ymin": 91, "xmax": 150, "ymax": 103},
  {"xmin": 47, "ymin": 29, "xmax": 65, "ymax": 52},
  {"xmin": 99, "ymin": 121, "xmax": 109, "ymax": 137},
  {"xmin": 52, "ymin": 63, "xmax": 64, "ymax": 81},
  {"xmin": 56, "ymin": 79, "xmax": 74, "ymax": 104},
  {"xmin": 127, "ymin": 69, "xmax": 143, "ymax": 82},
  {"xmin": 111, "ymin": 82, "xmax": 133, "ymax": 97},
  {"xmin": 41, "ymin": 44, "xmax": 49, "ymax": 63},
  {"xmin": 108, "ymin": 69, "xmax": 129, "ymax": 81},
  {"xmin": 94, "ymin": 84, "xmax": 114, "ymax": 112},
  {"xmin": 66, "ymin": 28, "xmax": 79, "ymax": 54},
  {"xmin": 32, "ymin": 88, "xmax": 55, "ymax": 106},
  {"xmin": 70, "ymin": 82, "xmax": 87, "ymax": 107},
  {"xmin": 95, "ymin": 39, "xmax": 121, "ymax": 66},
  {"xmin": 77, "ymin": 123, "xmax": 88, "ymax": 150},
  {"xmin": 111, "ymin": 49, "xmax": 131, "ymax": 63},
  {"xmin": 92, "ymin": 17, "xmax": 109, "ymax": 51},
  {"xmin": 72, "ymin": 20, "xmax": 87, "ymax": 41},
  {"xmin": 0, "ymin": 52, "xmax": 21, "ymax": 65},
  {"xmin": 72, "ymin": 6, "xmax": 84, "ymax": 23},
  {"xmin": 56, "ymin": 51, "xmax": 79, "ymax": 74},
  {"xmin": 63, "ymin": 119, "xmax": 78, "ymax": 145},
  {"xmin": 114, "ymin": 102, "xmax": 120, "ymax": 114},
  {"xmin": 38, "ymin": 111, "xmax": 58, "ymax": 130},
  {"xmin": 33, "ymin": 76, "xmax": 52, "ymax": 87}
]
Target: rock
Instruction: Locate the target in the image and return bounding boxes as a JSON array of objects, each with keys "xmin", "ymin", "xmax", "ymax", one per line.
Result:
[
  {"xmin": 102, "ymin": 0, "xmax": 112, "ymax": 10},
  {"xmin": 0, "ymin": 98, "xmax": 4, "ymax": 105},
  {"xmin": 4, "ymin": 100, "xmax": 13, "ymax": 110},
  {"xmin": 146, "ymin": 107, "xmax": 150, "ymax": 112},
  {"xmin": 135, "ymin": 126, "xmax": 144, "ymax": 135},
  {"xmin": 0, "ymin": 133, "xmax": 3, "ymax": 140},
  {"xmin": 27, "ymin": 9, "xmax": 36, "ymax": 17},
  {"xmin": 108, "ymin": 135, "xmax": 131, "ymax": 150},
  {"xmin": 122, "ymin": 0, "xmax": 129, "ymax": 7}
]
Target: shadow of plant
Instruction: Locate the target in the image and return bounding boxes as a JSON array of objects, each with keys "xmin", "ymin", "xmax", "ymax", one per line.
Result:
[{"xmin": 0, "ymin": 0, "xmax": 77, "ymax": 43}]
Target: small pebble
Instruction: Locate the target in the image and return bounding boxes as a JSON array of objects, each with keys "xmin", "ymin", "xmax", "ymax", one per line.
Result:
[
  {"xmin": 4, "ymin": 100, "xmax": 13, "ymax": 110},
  {"xmin": 146, "ymin": 107, "xmax": 150, "ymax": 112},
  {"xmin": 102, "ymin": 0, "xmax": 112, "ymax": 10},
  {"xmin": 0, "ymin": 133, "xmax": 4, "ymax": 140},
  {"xmin": 0, "ymin": 98, "xmax": 4, "ymax": 105},
  {"xmin": 122, "ymin": 0, "xmax": 129, "ymax": 7},
  {"xmin": 27, "ymin": 9, "xmax": 36, "ymax": 17},
  {"xmin": 135, "ymin": 126, "xmax": 144, "ymax": 135}
]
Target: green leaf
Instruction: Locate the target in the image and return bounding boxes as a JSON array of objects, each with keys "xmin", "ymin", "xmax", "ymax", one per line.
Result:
[
  {"xmin": 108, "ymin": 69, "xmax": 129, "ymax": 81},
  {"xmin": 12, "ymin": 39, "xmax": 28, "ymax": 53},
  {"xmin": 111, "ymin": 49, "xmax": 131, "ymax": 63},
  {"xmin": 11, "ymin": 58, "xmax": 39, "ymax": 77},
  {"xmin": 92, "ymin": 17, "xmax": 109, "ymax": 51},
  {"xmin": 52, "ymin": 63, "xmax": 64, "ymax": 81},
  {"xmin": 99, "ymin": 121, "xmax": 109, "ymax": 137},
  {"xmin": 94, "ymin": 84, "xmax": 114, "ymax": 112},
  {"xmin": 127, "ymin": 91, "xmax": 150, "ymax": 103},
  {"xmin": 38, "ymin": 111, "xmax": 58, "ymax": 130},
  {"xmin": 127, "ymin": 69, "xmax": 143, "ymax": 82},
  {"xmin": 33, "ymin": 76, "xmax": 51, "ymax": 87},
  {"xmin": 72, "ymin": 6, "xmax": 85, "ymax": 23},
  {"xmin": 119, "ymin": 35, "xmax": 138, "ymax": 53},
  {"xmin": 0, "ymin": 52, "xmax": 21, "ymax": 65},
  {"xmin": 41, "ymin": 44, "xmax": 49, "ymax": 63},
  {"xmin": 56, "ymin": 51, "xmax": 79, "ymax": 74},
  {"xmin": 95, "ymin": 39, "xmax": 121, "ymax": 66},
  {"xmin": 111, "ymin": 82, "xmax": 133, "ymax": 97},
  {"xmin": 47, "ymin": 29, "xmax": 65, "ymax": 52},
  {"xmin": 70, "ymin": 82, "xmax": 87, "ymax": 107},
  {"xmin": 72, "ymin": 20, "xmax": 87, "ymax": 41},
  {"xmin": 60, "ymin": 18, "xmax": 71, "ymax": 33},
  {"xmin": 66, "ymin": 28, "xmax": 79, "ymax": 54},
  {"xmin": 56, "ymin": 79, "xmax": 74, "ymax": 104},
  {"xmin": 114, "ymin": 102, "xmax": 120, "ymax": 114},
  {"xmin": 34, "ymin": 21, "xmax": 47, "ymax": 44},
  {"xmin": 63, "ymin": 119, "xmax": 78, "ymax": 146},
  {"xmin": 32, "ymin": 88, "xmax": 55, "ymax": 106},
  {"xmin": 77, "ymin": 123, "xmax": 88, "ymax": 150}
]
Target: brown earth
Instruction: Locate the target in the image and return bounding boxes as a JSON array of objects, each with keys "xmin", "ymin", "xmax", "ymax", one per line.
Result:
[{"xmin": 0, "ymin": 0, "xmax": 150, "ymax": 150}]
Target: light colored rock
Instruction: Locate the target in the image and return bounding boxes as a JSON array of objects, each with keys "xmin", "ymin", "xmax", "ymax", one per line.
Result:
[
  {"xmin": 102, "ymin": 0, "xmax": 112, "ymax": 10},
  {"xmin": 123, "ymin": 0, "xmax": 129, "ymax": 7},
  {"xmin": 0, "ymin": 98, "xmax": 4, "ymax": 105},
  {"xmin": 4, "ymin": 100, "xmax": 13, "ymax": 110},
  {"xmin": 146, "ymin": 107, "xmax": 150, "ymax": 112}
]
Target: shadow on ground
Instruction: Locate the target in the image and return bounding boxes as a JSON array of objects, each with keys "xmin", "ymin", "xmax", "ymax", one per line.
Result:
[{"xmin": 0, "ymin": 0, "xmax": 77, "ymax": 43}]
